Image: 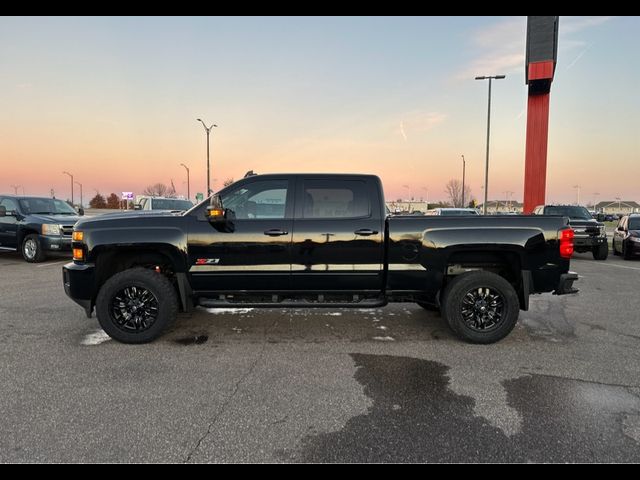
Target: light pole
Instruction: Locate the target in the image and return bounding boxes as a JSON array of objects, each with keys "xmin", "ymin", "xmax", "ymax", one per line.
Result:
[
  {"xmin": 475, "ymin": 75, "xmax": 506, "ymax": 214},
  {"xmin": 196, "ymin": 119, "xmax": 218, "ymax": 197},
  {"xmin": 180, "ymin": 163, "xmax": 190, "ymax": 201},
  {"xmin": 592, "ymin": 192, "xmax": 600, "ymax": 210},
  {"xmin": 461, "ymin": 155, "xmax": 466, "ymax": 207},
  {"xmin": 573, "ymin": 185, "xmax": 581, "ymax": 205},
  {"xmin": 421, "ymin": 187, "xmax": 429, "ymax": 209},
  {"xmin": 10, "ymin": 184, "xmax": 22, "ymax": 195},
  {"xmin": 62, "ymin": 171, "xmax": 74, "ymax": 205},
  {"xmin": 74, "ymin": 181, "xmax": 83, "ymax": 208}
]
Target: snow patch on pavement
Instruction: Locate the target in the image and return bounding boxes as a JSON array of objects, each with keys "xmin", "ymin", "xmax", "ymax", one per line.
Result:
[
  {"xmin": 205, "ymin": 308, "xmax": 254, "ymax": 315},
  {"xmin": 81, "ymin": 330, "xmax": 112, "ymax": 346},
  {"xmin": 373, "ymin": 336, "xmax": 395, "ymax": 342}
]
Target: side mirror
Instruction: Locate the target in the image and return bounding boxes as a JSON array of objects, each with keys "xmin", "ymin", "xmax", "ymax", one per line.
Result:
[
  {"xmin": 78, "ymin": 207, "xmax": 85, "ymax": 216},
  {"xmin": 134, "ymin": 204, "xmax": 142, "ymax": 210},
  {"xmin": 206, "ymin": 205, "xmax": 226, "ymax": 223},
  {"xmin": 0, "ymin": 206, "xmax": 5, "ymax": 217},
  {"xmin": 206, "ymin": 194, "xmax": 234, "ymax": 232}
]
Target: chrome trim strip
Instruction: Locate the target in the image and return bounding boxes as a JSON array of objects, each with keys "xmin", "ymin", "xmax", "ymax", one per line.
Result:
[
  {"xmin": 190, "ymin": 264, "xmax": 291, "ymax": 272},
  {"xmin": 388, "ymin": 263, "xmax": 426, "ymax": 271}
]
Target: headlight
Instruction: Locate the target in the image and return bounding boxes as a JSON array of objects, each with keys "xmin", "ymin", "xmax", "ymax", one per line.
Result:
[
  {"xmin": 630, "ymin": 237, "xmax": 640, "ymax": 243},
  {"xmin": 41, "ymin": 224, "xmax": 61, "ymax": 236}
]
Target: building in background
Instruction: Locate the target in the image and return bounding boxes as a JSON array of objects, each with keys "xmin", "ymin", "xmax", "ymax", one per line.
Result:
[
  {"xmin": 477, "ymin": 200, "xmax": 524, "ymax": 214},
  {"xmin": 595, "ymin": 201, "xmax": 640, "ymax": 215}
]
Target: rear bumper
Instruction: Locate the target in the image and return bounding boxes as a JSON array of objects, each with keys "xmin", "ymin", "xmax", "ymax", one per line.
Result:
[
  {"xmin": 62, "ymin": 262, "xmax": 96, "ymax": 317},
  {"xmin": 554, "ymin": 272, "xmax": 579, "ymax": 295}
]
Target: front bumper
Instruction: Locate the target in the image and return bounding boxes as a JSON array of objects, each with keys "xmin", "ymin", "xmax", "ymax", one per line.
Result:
[
  {"xmin": 42, "ymin": 235, "xmax": 72, "ymax": 252},
  {"xmin": 573, "ymin": 235, "xmax": 607, "ymax": 249},
  {"xmin": 62, "ymin": 262, "xmax": 96, "ymax": 317},
  {"xmin": 554, "ymin": 272, "xmax": 579, "ymax": 295}
]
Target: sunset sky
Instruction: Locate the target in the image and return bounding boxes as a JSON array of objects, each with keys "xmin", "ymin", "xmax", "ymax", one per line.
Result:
[{"xmin": 1, "ymin": 16, "xmax": 638, "ymax": 205}]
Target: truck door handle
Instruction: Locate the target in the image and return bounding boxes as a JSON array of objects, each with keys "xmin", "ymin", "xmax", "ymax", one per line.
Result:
[
  {"xmin": 264, "ymin": 229, "xmax": 288, "ymax": 237},
  {"xmin": 354, "ymin": 229, "xmax": 378, "ymax": 236}
]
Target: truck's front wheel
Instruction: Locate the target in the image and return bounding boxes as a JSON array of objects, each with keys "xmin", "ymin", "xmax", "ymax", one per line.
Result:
[
  {"xmin": 95, "ymin": 267, "xmax": 178, "ymax": 344},
  {"xmin": 441, "ymin": 271, "xmax": 519, "ymax": 344},
  {"xmin": 592, "ymin": 243, "xmax": 608, "ymax": 260}
]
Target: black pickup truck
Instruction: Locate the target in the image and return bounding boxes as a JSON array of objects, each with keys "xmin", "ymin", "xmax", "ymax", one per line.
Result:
[
  {"xmin": 0, "ymin": 195, "xmax": 82, "ymax": 262},
  {"xmin": 533, "ymin": 205, "xmax": 608, "ymax": 260},
  {"xmin": 63, "ymin": 174, "xmax": 578, "ymax": 344}
]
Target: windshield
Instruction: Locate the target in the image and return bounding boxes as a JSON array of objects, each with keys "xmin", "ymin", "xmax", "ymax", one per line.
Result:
[
  {"xmin": 151, "ymin": 199, "xmax": 193, "ymax": 210},
  {"xmin": 545, "ymin": 206, "xmax": 592, "ymax": 220},
  {"xmin": 19, "ymin": 198, "xmax": 77, "ymax": 215},
  {"xmin": 629, "ymin": 219, "xmax": 640, "ymax": 230}
]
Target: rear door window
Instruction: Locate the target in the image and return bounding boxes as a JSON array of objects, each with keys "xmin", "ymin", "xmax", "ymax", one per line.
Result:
[{"xmin": 301, "ymin": 180, "xmax": 370, "ymax": 219}]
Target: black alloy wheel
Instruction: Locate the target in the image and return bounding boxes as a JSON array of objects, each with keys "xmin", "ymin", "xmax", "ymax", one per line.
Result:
[
  {"xmin": 96, "ymin": 267, "xmax": 178, "ymax": 343},
  {"xmin": 459, "ymin": 287, "xmax": 504, "ymax": 332},
  {"xmin": 441, "ymin": 271, "xmax": 520, "ymax": 344},
  {"xmin": 109, "ymin": 285, "xmax": 159, "ymax": 333}
]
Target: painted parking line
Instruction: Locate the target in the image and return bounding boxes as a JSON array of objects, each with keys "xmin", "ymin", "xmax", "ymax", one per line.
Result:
[
  {"xmin": 36, "ymin": 260, "xmax": 69, "ymax": 268},
  {"xmin": 573, "ymin": 259, "xmax": 640, "ymax": 271}
]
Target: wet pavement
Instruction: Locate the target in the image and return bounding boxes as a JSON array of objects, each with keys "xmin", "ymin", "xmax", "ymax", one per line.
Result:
[{"xmin": 1, "ymin": 250, "xmax": 639, "ymax": 462}]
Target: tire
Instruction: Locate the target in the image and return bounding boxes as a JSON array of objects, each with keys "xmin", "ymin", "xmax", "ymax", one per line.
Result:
[
  {"xmin": 95, "ymin": 267, "xmax": 178, "ymax": 344},
  {"xmin": 22, "ymin": 234, "xmax": 46, "ymax": 263},
  {"xmin": 416, "ymin": 301, "xmax": 440, "ymax": 313},
  {"xmin": 592, "ymin": 243, "xmax": 608, "ymax": 260},
  {"xmin": 441, "ymin": 271, "xmax": 520, "ymax": 344},
  {"xmin": 623, "ymin": 242, "xmax": 633, "ymax": 260}
]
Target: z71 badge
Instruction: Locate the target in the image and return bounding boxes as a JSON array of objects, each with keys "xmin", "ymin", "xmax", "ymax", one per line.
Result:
[{"xmin": 195, "ymin": 258, "xmax": 220, "ymax": 265}]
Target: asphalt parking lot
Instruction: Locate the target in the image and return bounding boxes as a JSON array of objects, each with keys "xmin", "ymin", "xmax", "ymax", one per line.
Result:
[{"xmin": 1, "ymin": 251, "xmax": 639, "ymax": 463}]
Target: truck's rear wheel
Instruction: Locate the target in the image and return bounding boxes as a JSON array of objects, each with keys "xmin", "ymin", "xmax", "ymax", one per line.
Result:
[
  {"xmin": 592, "ymin": 243, "xmax": 608, "ymax": 260},
  {"xmin": 95, "ymin": 267, "xmax": 178, "ymax": 344},
  {"xmin": 441, "ymin": 271, "xmax": 519, "ymax": 344}
]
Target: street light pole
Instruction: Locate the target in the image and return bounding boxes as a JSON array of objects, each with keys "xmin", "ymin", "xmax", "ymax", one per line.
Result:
[
  {"xmin": 573, "ymin": 185, "xmax": 581, "ymax": 205},
  {"xmin": 180, "ymin": 163, "xmax": 190, "ymax": 201},
  {"xmin": 461, "ymin": 155, "xmax": 466, "ymax": 207},
  {"xmin": 196, "ymin": 119, "xmax": 218, "ymax": 197},
  {"xmin": 62, "ymin": 171, "xmax": 74, "ymax": 205},
  {"xmin": 10, "ymin": 184, "xmax": 21, "ymax": 195},
  {"xmin": 74, "ymin": 181, "xmax": 83, "ymax": 208},
  {"xmin": 475, "ymin": 75, "xmax": 505, "ymax": 214},
  {"xmin": 422, "ymin": 187, "xmax": 429, "ymax": 209}
]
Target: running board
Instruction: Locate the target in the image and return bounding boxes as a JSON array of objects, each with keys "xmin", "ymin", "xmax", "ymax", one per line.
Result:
[{"xmin": 197, "ymin": 294, "xmax": 387, "ymax": 309}]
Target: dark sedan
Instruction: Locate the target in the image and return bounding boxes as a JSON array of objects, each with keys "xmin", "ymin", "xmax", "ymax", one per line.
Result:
[{"xmin": 612, "ymin": 214, "xmax": 640, "ymax": 259}]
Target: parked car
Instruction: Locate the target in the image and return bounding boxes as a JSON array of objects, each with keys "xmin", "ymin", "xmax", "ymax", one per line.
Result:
[
  {"xmin": 0, "ymin": 195, "xmax": 82, "ymax": 262},
  {"xmin": 134, "ymin": 196, "xmax": 193, "ymax": 212},
  {"xmin": 64, "ymin": 173, "xmax": 578, "ymax": 345},
  {"xmin": 612, "ymin": 214, "xmax": 640, "ymax": 259},
  {"xmin": 533, "ymin": 204, "xmax": 608, "ymax": 260},
  {"xmin": 424, "ymin": 208, "xmax": 480, "ymax": 216}
]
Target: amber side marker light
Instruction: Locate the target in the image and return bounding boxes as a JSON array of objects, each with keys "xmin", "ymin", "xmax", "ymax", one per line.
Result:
[
  {"xmin": 73, "ymin": 248, "xmax": 85, "ymax": 261},
  {"xmin": 72, "ymin": 231, "xmax": 84, "ymax": 241}
]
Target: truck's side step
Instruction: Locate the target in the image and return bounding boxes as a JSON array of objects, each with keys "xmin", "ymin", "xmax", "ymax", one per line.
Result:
[{"xmin": 197, "ymin": 293, "xmax": 387, "ymax": 309}]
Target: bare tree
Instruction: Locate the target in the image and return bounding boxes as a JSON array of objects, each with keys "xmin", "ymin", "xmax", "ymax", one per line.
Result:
[
  {"xmin": 142, "ymin": 183, "xmax": 176, "ymax": 198},
  {"xmin": 445, "ymin": 179, "xmax": 473, "ymax": 208}
]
